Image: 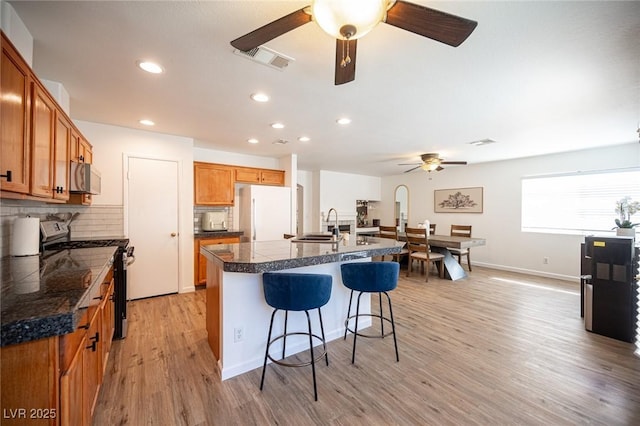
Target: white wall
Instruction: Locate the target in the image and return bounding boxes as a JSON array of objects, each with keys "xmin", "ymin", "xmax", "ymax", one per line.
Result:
[
  {"xmin": 380, "ymin": 143, "xmax": 640, "ymax": 281},
  {"xmin": 74, "ymin": 120, "xmax": 195, "ymax": 294},
  {"xmin": 316, "ymin": 170, "xmax": 381, "ymax": 226}
]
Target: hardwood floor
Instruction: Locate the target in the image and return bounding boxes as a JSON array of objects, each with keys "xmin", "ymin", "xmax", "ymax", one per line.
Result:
[{"xmin": 93, "ymin": 267, "xmax": 640, "ymax": 425}]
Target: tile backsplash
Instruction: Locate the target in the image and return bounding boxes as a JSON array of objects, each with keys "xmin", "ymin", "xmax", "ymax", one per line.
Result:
[{"xmin": 0, "ymin": 200, "xmax": 124, "ymax": 257}]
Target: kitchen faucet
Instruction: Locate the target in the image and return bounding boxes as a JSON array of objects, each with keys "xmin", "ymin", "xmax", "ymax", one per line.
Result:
[{"xmin": 327, "ymin": 208, "xmax": 339, "ymax": 237}]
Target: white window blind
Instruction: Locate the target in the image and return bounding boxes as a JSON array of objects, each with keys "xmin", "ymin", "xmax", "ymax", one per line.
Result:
[{"xmin": 521, "ymin": 168, "xmax": 640, "ymax": 234}]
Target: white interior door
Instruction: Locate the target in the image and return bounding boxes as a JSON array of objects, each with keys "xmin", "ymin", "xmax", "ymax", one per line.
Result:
[{"xmin": 127, "ymin": 156, "xmax": 179, "ymax": 299}]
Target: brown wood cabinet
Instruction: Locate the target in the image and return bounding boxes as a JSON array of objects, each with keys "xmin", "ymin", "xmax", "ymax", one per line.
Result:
[
  {"xmin": 194, "ymin": 236, "xmax": 240, "ymax": 285},
  {"xmin": 31, "ymin": 80, "xmax": 56, "ymax": 198},
  {"xmin": 194, "ymin": 162, "xmax": 286, "ymax": 206},
  {"xmin": 1, "ymin": 31, "xmax": 94, "ymax": 204},
  {"xmin": 235, "ymin": 166, "xmax": 285, "ymax": 186},
  {"xmin": 53, "ymin": 112, "xmax": 71, "ymax": 201},
  {"xmin": 0, "ymin": 266, "xmax": 115, "ymax": 426},
  {"xmin": 194, "ymin": 162, "xmax": 235, "ymax": 206},
  {"xmin": 68, "ymin": 128, "xmax": 94, "ymax": 206},
  {"xmin": 1, "ymin": 31, "xmax": 31, "ymax": 194}
]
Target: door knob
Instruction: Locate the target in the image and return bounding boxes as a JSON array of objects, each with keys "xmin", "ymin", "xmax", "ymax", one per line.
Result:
[{"xmin": 171, "ymin": 232, "xmax": 177, "ymax": 237}]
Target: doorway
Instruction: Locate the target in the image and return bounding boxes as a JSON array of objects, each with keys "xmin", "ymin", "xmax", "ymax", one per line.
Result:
[{"xmin": 125, "ymin": 156, "xmax": 179, "ymax": 299}]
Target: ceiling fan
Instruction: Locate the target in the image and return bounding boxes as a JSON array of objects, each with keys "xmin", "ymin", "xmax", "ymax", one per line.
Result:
[
  {"xmin": 400, "ymin": 153, "xmax": 468, "ymax": 173},
  {"xmin": 230, "ymin": 0, "xmax": 477, "ymax": 85}
]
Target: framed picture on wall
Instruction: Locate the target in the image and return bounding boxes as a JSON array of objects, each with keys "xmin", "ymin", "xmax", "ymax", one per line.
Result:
[{"xmin": 434, "ymin": 187, "xmax": 483, "ymax": 213}]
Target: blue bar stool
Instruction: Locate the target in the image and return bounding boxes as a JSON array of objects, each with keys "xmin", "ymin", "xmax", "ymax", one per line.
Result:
[
  {"xmin": 260, "ymin": 272, "xmax": 332, "ymax": 401},
  {"xmin": 340, "ymin": 261, "xmax": 400, "ymax": 364}
]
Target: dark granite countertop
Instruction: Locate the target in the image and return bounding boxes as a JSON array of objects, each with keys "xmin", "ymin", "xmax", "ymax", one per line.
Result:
[
  {"xmin": 200, "ymin": 236, "xmax": 404, "ymax": 273},
  {"xmin": 1, "ymin": 246, "xmax": 117, "ymax": 347},
  {"xmin": 194, "ymin": 229, "xmax": 244, "ymax": 238}
]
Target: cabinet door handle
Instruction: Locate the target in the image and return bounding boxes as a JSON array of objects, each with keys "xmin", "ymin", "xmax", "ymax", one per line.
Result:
[
  {"xmin": 86, "ymin": 332, "xmax": 100, "ymax": 351},
  {"xmin": 0, "ymin": 170, "xmax": 11, "ymax": 182},
  {"xmin": 79, "ymin": 323, "xmax": 90, "ymax": 330}
]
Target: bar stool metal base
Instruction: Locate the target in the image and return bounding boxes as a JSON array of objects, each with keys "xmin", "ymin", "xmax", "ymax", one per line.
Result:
[
  {"xmin": 260, "ymin": 308, "xmax": 328, "ymax": 401},
  {"xmin": 343, "ymin": 290, "xmax": 399, "ymax": 364}
]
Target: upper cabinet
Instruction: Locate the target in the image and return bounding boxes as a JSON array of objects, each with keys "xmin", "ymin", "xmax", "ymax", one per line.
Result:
[
  {"xmin": 53, "ymin": 111, "xmax": 71, "ymax": 201},
  {"xmin": 194, "ymin": 162, "xmax": 286, "ymax": 206},
  {"xmin": 68, "ymin": 128, "xmax": 93, "ymax": 205},
  {"xmin": 235, "ymin": 166, "xmax": 285, "ymax": 186},
  {"xmin": 1, "ymin": 32, "xmax": 31, "ymax": 194},
  {"xmin": 30, "ymin": 80, "xmax": 56, "ymax": 198},
  {"xmin": 194, "ymin": 162, "xmax": 235, "ymax": 206},
  {"xmin": 1, "ymin": 31, "xmax": 93, "ymax": 203}
]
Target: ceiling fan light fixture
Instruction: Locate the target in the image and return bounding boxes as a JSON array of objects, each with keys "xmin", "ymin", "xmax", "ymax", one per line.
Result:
[
  {"xmin": 421, "ymin": 162, "xmax": 441, "ymax": 172},
  {"xmin": 312, "ymin": 0, "xmax": 388, "ymax": 40}
]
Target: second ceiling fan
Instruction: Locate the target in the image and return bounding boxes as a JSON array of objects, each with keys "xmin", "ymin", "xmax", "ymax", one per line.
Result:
[
  {"xmin": 230, "ymin": 0, "xmax": 477, "ymax": 85},
  {"xmin": 400, "ymin": 153, "xmax": 468, "ymax": 173}
]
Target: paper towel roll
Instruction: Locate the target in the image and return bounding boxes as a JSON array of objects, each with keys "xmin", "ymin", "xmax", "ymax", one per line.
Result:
[{"xmin": 11, "ymin": 217, "xmax": 40, "ymax": 256}]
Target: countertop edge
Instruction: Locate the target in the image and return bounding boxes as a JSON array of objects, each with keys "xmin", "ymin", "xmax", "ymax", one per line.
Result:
[
  {"xmin": 203, "ymin": 243, "xmax": 402, "ymax": 274},
  {"xmin": 1, "ymin": 246, "xmax": 117, "ymax": 347}
]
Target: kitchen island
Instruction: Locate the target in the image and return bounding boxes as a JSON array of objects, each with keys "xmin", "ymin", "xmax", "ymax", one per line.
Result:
[{"xmin": 200, "ymin": 236, "xmax": 403, "ymax": 380}]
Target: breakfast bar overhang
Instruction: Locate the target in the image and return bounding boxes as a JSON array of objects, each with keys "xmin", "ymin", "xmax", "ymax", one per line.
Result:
[{"xmin": 200, "ymin": 237, "xmax": 403, "ymax": 380}]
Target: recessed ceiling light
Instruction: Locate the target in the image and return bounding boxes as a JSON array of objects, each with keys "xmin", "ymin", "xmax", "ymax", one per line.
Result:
[
  {"xmin": 251, "ymin": 93, "xmax": 269, "ymax": 102},
  {"xmin": 139, "ymin": 119, "xmax": 155, "ymax": 126},
  {"xmin": 271, "ymin": 122, "xmax": 285, "ymax": 129},
  {"xmin": 298, "ymin": 136, "xmax": 310, "ymax": 142},
  {"xmin": 247, "ymin": 138, "xmax": 259, "ymax": 144},
  {"xmin": 336, "ymin": 117, "xmax": 351, "ymax": 125},
  {"xmin": 137, "ymin": 61, "xmax": 164, "ymax": 74}
]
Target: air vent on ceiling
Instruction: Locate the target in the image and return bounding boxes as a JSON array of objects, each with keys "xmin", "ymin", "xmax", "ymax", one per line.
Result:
[
  {"xmin": 233, "ymin": 46, "xmax": 295, "ymax": 71},
  {"xmin": 273, "ymin": 139, "xmax": 289, "ymax": 145}
]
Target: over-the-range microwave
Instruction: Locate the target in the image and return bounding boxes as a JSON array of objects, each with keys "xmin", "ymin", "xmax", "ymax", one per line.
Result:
[{"xmin": 70, "ymin": 162, "xmax": 101, "ymax": 195}]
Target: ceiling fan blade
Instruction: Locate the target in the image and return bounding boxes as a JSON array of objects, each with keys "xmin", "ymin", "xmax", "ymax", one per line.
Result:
[
  {"xmin": 335, "ymin": 39, "xmax": 357, "ymax": 85},
  {"xmin": 435, "ymin": 166, "xmax": 445, "ymax": 172},
  {"xmin": 385, "ymin": 1, "xmax": 478, "ymax": 47},
  {"xmin": 230, "ymin": 7, "xmax": 312, "ymax": 51},
  {"xmin": 440, "ymin": 161, "xmax": 468, "ymax": 165},
  {"xmin": 404, "ymin": 165, "xmax": 422, "ymax": 173},
  {"xmin": 398, "ymin": 162, "xmax": 422, "ymax": 166}
]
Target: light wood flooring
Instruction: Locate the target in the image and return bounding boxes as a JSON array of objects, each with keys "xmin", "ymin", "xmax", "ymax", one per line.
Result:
[{"xmin": 93, "ymin": 266, "xmax": 640, "ymax": 425}]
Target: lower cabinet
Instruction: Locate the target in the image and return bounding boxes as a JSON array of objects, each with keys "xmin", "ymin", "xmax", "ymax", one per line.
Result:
[
  {"xmin": 0, "ymin": 267, "xmax": 114, "ymax": 426},
  {"xmin": 195, "ymin": 236, "xmax": 240, "ymax": 285}
]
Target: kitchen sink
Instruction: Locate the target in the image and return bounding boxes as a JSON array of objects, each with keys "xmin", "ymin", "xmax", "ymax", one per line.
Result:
[{"xmin": 290, "ymin": 233, "xmax": 339, "ymax": 243}]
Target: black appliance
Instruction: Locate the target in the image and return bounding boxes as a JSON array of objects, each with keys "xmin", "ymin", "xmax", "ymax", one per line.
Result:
[
  {"xmin": 582, "ymin": 236, "xmax": 638, "ymax": 343},
  {"xmin": 40, "ymin": 220, "xmax": 134, "ymax": 340}
]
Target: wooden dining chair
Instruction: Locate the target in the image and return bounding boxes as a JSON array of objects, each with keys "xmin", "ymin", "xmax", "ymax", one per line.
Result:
[
  {"xmin": 404, "ymin": 227, "xmax": 444, "ymax": 282},
  {"xmin": 378, "ymin": 225, "xmax": 408, "ymax": 263},
  {"xmin": 450, "ymin": 225, "xmax": 472, "ymax": 271}
]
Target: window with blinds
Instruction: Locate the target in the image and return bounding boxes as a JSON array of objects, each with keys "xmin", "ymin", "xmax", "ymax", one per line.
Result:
[{"xmin": 521, "ymin": 168, "xmax": 640, "ymax": 234}]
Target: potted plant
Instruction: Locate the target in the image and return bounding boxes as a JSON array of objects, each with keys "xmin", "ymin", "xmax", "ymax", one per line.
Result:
[{"xmin": 613, "ymin": 196, "xmax": 640, "ymax": 237}]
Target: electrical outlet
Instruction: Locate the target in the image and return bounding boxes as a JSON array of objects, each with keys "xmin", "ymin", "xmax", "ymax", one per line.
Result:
[
  {"xmin": 234, "ymin": 327, "xmax": 244, "ymax": 343},
  {"xmin": 543, "ymin": 257, "xmax": 549, "ymax": 265}
]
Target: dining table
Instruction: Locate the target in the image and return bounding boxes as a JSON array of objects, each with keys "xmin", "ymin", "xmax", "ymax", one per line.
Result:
[
  {"xmin": 428, "ymin": 234, "xmax": 486, "ymax": 280},
  {"xmin": 397, "ymin": 232, "xmax": 487, "ymax": 281}
]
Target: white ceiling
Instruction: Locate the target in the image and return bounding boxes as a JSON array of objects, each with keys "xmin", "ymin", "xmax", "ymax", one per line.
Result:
[{"xmin": 7, "ymin": 0, "xmax": 640, "ymax": 176}]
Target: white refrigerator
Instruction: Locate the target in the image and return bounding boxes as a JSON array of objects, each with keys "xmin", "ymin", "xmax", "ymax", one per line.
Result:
[{"xmin": 239, "ymin": 185, "xmax": 292, "ymax": 241}]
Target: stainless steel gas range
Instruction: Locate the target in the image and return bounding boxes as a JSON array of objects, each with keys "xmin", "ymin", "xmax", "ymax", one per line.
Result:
[{"xmin": 40, "ymin": 220, "xmax": 135, "ymax": 339}]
